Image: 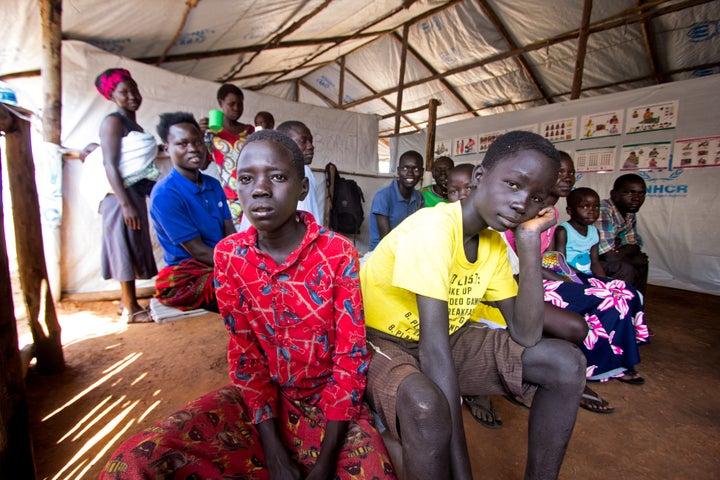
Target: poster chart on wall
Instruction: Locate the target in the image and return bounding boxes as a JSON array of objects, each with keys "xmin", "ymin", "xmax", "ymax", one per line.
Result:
[
  {"xmin": 620, "ymin": 142, "xmax": 671, "ymax": 170},
  {"xmin": 580, "ymin": 111, "xmax": 623, "ymax": 139},
  {"xmin": 575, "ymin": 146, "xmax": 616, "ymax": 172},
  {"xmin": 477, "ymin": 130, "xmax": 505, "ymax": 152},
  {"xmin": 626, "ymin": 100, "xmax": 678, "ymax": 134},
  {"xmin": 541, "ymin": 117, "xmax": 576, "ymax": 143},
  {"xmin": 673, "ymin": 135, "xmax": 720, "ymax": 168},
  {"xmin": 453, "ymin": 136, "xmax": 478, "ymax": 156},
  {"xmin": 434, "ymin": 139, "xmax": 452, "ymax": 158}
]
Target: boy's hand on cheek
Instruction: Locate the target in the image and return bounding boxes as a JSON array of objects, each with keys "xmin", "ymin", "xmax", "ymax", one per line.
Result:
[{"xmin": 516, "ymin": 207, "xmax": 556, "ymax": 237}]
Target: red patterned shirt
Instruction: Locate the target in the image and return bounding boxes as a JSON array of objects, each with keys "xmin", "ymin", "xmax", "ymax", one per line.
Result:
[
  {"xmin": 214, "ymin": 213, "xmax": 368, "ymax": 423},
  {"xmin": 210, "ymin": 126, "xmax": 254, "ymax": 201}
]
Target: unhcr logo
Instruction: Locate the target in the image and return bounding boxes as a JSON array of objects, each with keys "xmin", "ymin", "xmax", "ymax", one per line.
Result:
[{"xmin": 637, "ymin": 170, "xmax": 688, "ymax": 198}]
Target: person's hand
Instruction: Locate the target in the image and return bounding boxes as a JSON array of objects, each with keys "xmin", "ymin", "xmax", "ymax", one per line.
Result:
[
  {"xmin": 265, "ymin": 454, "xmax": 302, "ymax": 480},
  {"xmin": 516, "ymin": 206, "xmax": 556, "ymax": 237},
  {"xmin": 121, "ymin": 204, "xmax": 142, "ymax": 230},
  {"xmin": 198, "ymin": 117, "xmax": 209, "ymax": 132}
]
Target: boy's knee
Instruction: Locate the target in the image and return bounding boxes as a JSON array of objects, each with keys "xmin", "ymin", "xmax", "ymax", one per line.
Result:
[{"xmin": 396, "ymin": 374, "xmax": 452, "ymax": 444}]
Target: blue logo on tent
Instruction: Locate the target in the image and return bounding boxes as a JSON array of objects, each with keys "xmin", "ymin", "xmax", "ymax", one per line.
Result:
[{"xmin": 687, "ymin": 21, "xmax": 718, "ymax": 42}]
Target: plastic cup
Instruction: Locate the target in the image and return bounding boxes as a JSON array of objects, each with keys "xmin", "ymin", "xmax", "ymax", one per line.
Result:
[{"xmin": 208, "ymin": 109, "xmax": 223, "ymax": 132}]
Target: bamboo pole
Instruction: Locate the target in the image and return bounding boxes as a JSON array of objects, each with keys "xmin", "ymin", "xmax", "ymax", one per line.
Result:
[
  {"xmin": 0, "ymin": 108, "xmax": 37, "ymax": 480},
  {"xmin": 39, "ymin": 0, "xmax": 62, "ymax": 145},
  {"xmin": 394, "ymin": 24, "xmax": 410, "ymax": 136}
]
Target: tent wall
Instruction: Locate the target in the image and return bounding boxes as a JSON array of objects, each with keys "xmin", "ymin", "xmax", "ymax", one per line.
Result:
[
  {"xmin": 394, "ymin": 74, "xmax": 720, "ymax": 295},
  {"xmin": 14, "ymin": 41, "xmax": 378, "ymax": 295}
]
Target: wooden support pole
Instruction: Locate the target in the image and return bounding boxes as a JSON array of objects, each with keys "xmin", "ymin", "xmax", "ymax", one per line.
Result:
[
  {"xmin": 39, "ymin": 0, "xmax": 62, "ymax": 145},
  {"xmin": 425, "ymin": 99, "xmax": 439, "ymax": 171},
  {"xmin": 2, "ymin": 106, "xmax": 64, "ymax": 375},
  {"xmin": 0, "ymin": 108, "xmax": 37, "ymax": 480},
  {"xmin": 571, "ymin": 0, "xmax": 593, "ymax": 100},
  {"xmin": 394, "ymin": 24, "xmax": 410, "ymax": 136},
  {"xmin": 338, "ymin": 56, "xmax": 345, "ymax": 107}
]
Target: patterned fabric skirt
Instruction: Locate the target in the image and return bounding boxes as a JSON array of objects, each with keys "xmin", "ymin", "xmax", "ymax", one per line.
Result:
[
  {"xmin": 543, "ymin": 273, "xmax": 649, "ymax": 380},
  {"xmin": 101, "ymin": 384, "xmax": 397, "ymax": 480},
  {"xmin": 155, "ymin": 258, "xmax": 216, "ymax": 311}
]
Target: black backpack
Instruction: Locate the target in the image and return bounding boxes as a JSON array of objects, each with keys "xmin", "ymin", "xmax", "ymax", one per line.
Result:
[{"xmin": 325, "ymin": 163, "xmax": 365, "ymax": 235}]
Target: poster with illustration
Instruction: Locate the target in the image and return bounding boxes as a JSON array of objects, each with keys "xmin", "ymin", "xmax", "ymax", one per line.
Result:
[
  {"xmin": 541, "ymin": 117, "xmax": 576, "ymax": 143},
  {"xmin": 516, "ymin": 124, "xmax": 539, "ymax": 134},
  {"xmin": 626, "ymin": 100, "xmax": 678, "ymax": 134},
  {"xmin": 580, "ymin": 111, "xmax": 623, "ymax": 139},
  {"xmin": 575, "ymin": 146, "xmax": 616, "ymax": 172},
  {"xmin": 620, "ymin": 142, "xmax": 671, "ymax": 170},
  {"xmin": 672, "ymin": 136, "xmax": 720, "ymax": 168},
  {"xmin": 453, "ymin": 136, "xmax": 478, "ymax": 156},
  {"xmin": 477, "ymin": 130, "xmax": 504, "ymax": 152},
  {"xmin": 434, "ymin": 139, "xmax": 451, "ymax": 158}
]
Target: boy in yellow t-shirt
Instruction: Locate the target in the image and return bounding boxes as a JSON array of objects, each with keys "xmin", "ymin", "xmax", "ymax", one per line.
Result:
[{"xmin": 360, "ymin": 131, "xmax": 585, "ymax": 480}]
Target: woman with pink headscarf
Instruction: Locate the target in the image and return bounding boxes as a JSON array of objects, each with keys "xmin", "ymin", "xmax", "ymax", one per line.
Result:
[{"xmin": 92, "ymin": 68, "xmax": 160, "ymax": 323}]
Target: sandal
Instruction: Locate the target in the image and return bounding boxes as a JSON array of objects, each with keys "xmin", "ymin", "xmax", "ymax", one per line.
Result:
[
  {"xmin": 504, "ymin": 393, "xmax": 532, "ymax": 410},
  {"xmin": 580, "ymin": 386, "xmax": 615, "ymax": 414},
  {"xmin": 617, "ymin": 370, "xmax": 645, "ymax": 386},
  {"xmin": 123, "ymin": 308, "xmax": 154, "ymax": 324},
  {"xmin": 462, "ymin": 395, "xmax": 502, "ymax": 429}
]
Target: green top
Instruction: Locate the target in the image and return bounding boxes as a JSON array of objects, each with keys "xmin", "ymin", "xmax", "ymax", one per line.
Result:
[{"xmin": 420, "ymin": 184, "xmax": 448, "ymax": 207}]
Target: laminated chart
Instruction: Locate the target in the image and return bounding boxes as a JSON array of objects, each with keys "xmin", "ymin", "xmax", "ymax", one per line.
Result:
[
  {"xmin": 626, "ymin": 100, "xmax": 678, "ymax": 134},
  {"xmin": 580, "ymin": 111, "xmax": 623, "ymax": 139},
  {"xmin": 575, "ymin": 147, "xmax": 616, "ymax": 172},
  {"xmin": 541, "ymin": 117, "xmax": 576, "ymax": 143},
  {"xmin": 620, "ymin": 142, "xmax": 671, "ymax": 170},
  {"xmin": 454, "ymin": 136, "xmax": 478, "ymax": 156},
  {"xmin": 673, "ymin": 136, "xmax": 720, "ymax": 168}
]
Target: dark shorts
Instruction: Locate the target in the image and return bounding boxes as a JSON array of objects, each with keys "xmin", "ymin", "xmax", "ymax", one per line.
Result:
[{"xmin": 365, "ymin": 323, "xmax": 535, "ymax": 440}]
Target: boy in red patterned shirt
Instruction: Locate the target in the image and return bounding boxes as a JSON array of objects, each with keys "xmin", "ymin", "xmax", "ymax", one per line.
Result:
[{"xmin": 100, "ymin": 130, "xmax": 395, "ymax": 479}]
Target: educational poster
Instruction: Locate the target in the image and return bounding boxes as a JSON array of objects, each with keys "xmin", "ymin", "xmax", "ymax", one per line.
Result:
[
  {"xmin": 453, "ymin": 136, "xmax": 477, "ymax": 156},
  {"xmin": 620, "ymin": 142, "xmax": 671, "ymax": 170},
  {"xmin": 580, "ymin": 111, "xmax": 623, "ymax": 139},
  {"xmin": 541, "ymin": 117, "xmax": 576, "ymax": 143},
  {"xmin": 516, "ymin": 124, "xmax": 538, "ymax": 134},
  {"xmin": 575, "ymin": 146, "xmax": 616, "ymax": 172},
  {"xmin": 626, "ymin": 100, "xmax": 678, "ymax": 134},
  {"xmin": 477, "ymin": 130, "xmax": 504, "ymax": 152},
  {"xmin": 434, "ymin": 139, "xmax": 451, "ymax": 158},
  {"xmin": 673, "ymin": 136, "xmax": 720, "ymax": 168}
]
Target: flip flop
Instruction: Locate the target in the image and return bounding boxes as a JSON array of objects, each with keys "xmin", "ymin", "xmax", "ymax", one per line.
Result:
[
  {"xmin": 504, "ymin": 393, "xmax": 532, "ymax": 410},
  {"xmin": 617, "ymin": 372, "xmax": 645, "ymax": 385},
  {"xmin": 123, "ymin": 308, "xmax": 154, "ymax": 324},
  {"xmin": 580, "ymin": 386, "xmax": 615, "ymax": 414},
  {"xmin": 462, "ymin": 395, "xmax": 502, "ymax": 429}
]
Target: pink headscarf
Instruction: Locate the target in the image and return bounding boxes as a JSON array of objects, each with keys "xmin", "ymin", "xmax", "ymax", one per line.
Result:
[{"xmin": 94, "ymin": 68, "xmax": 133, "ymax": 100}]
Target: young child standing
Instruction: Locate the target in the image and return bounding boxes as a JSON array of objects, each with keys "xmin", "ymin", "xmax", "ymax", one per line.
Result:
[
  {"xmin": 361, "ymin": 131, "xmax": 585, "ymax": 479},
  {"xmin": 101, "ymin": 130, "xmax": 395, "ymax": 479},
  {"xmin": 554, "ymin": 187, "xmax": 607, "ymax": 277}
]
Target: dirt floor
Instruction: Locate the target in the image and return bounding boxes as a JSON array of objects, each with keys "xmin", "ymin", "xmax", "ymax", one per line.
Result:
[{"xmin": 22, "ymin": 285, "xmax": 720, "ymax": 479}]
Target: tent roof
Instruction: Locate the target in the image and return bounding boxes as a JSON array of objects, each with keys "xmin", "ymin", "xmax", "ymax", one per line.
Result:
[{"xmin": 2, "ymin": 0, "xmax": 719, "ymax": 137}]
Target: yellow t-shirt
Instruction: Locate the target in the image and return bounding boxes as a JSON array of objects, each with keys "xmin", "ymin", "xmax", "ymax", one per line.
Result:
[{"xmin": 360, "ymin": 202, "xmax": 517, "ymax": 342}]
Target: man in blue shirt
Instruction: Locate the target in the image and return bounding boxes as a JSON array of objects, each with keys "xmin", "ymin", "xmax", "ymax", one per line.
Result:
[
  {"xmin": 368, "ymin": 150, "xmax": 424, "ymax": 250},
  {"xmin": 151, "ymin": 112, "xmax": 235, "ymax": 311}
]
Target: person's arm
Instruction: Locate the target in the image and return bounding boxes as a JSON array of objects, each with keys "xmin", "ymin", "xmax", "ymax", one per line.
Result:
[
  {"xmin": 223, "ymin": 218, "xmax": 236, "ymax": 237},
  {"xmin": 589, "ymin": 244, "xmax": 607, "ymax": 277},
  {"xmin": 99, "ymin": 114, "xmax": 141, "ymax": 230},
  {"xmin": 257, "ymin": 419, "xmax": 302, "ymax": 480},
  {"xmin": 502, "ymin": 206, "xmax": 556, "ymax": 346},
  {"xmin": 554, "ymin": 225, "xmax": 568, "ymax": 257},
  {"xmin": 417, "ymin": 294, "xmax": 472, "ymax": 480},
  {"xmin": 179, "ymin": 237, "xmax": 215, "ymax": 266},
  {"xmin": 375, "ymin": 213, "xmax": 391, "ymax": 241},
  {"xmin": 305, "ymin": 420, "xmax": 349, "ymax": 480}
]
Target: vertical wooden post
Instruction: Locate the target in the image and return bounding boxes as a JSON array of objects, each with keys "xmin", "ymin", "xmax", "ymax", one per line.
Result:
[
  {"xmin": 571, "ymin": 0, "xmax": 593, "ymax": 100},
  {"xmin": 338, "ymin": 56, "xmax": 345, "ymax": 107},
  {"xmin": 39, "ymin": 0, "xmax": 62, "ymax": 145},
  {"xmin": 0, "ymin": 108, "xmax": 37, "ymax": 480},
  {"xmin": 394, "ymin": 23, "xmax": 410, "ymax": 136},
  {"xmin": 3, "ymin": 107, "xmax": 64, "ymax": 374},
  {"xmin": 425, "ymin": 99, "xmax": 439, "ymax": 172}
]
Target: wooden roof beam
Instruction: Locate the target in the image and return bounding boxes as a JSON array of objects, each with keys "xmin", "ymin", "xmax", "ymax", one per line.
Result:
[
  {"xmin": 390, "ymin": 31, "xmax": 478, "ymax": 117},
  {"xmin": 220, "ymin": 0, "xmax": 334, "ymax": 82},
  {"xmin": 475, "ymin": 0, "xmax": 550, "ymax": 105},
  {"xmin": 248, "ymin": 0, "xmax": 465, "ymax": 87},
  {"xmin": 394, "ymin": 24, "xmax": 410, "ymax": 135},
  {"xmin": 637, "ymin": 0, "xmax": 664, "ymax": 84},
  {"xmin": 154, "ymin": 0, "xmax": 199, "ymax": 65},
  {"xmin": 570, "ymin": 0, "xmax": 593, "ymax": 99},
  {"xmin": 342, "ymin": 0, "xmax": 712, "ymax": 109}
]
